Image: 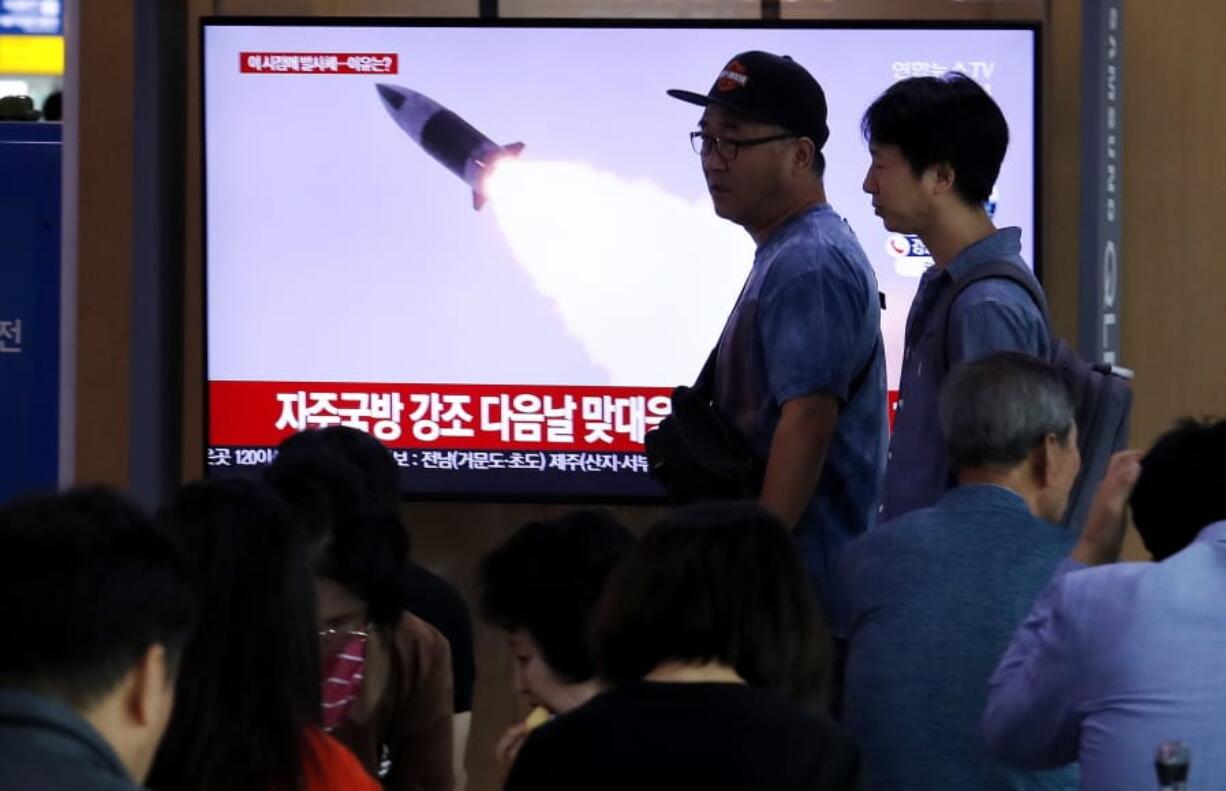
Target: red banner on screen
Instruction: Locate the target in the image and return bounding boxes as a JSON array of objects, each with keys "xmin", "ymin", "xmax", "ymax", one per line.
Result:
[
  {"xmin": 239, "ymin": 52, "xmax": 398, "ymax": 74},
  {"xmin": 209, "ymin": 381, "xmax": 673, "ymax": 452}
]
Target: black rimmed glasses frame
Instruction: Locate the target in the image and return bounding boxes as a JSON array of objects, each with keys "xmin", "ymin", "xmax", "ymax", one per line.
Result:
[{"xmin": 689, "ymin": 131, "xmax": 797, "ymax": 160}]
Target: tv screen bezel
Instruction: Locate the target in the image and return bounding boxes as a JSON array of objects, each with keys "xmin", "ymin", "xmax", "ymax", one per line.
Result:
[{"xmin": 199, "ymin": 15, "xmax": 1043, "ymax": 504}]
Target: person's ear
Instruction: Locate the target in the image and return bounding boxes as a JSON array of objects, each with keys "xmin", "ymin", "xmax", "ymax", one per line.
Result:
[
  {"xmin": 1035, "ymin": 432, "xmax": 1075, "ymax": 490},
  {"xmin": 930, "ymin": 161, "xmax": 957, "ymax": 196},
  {"xmin": 793, "ymin": 137, "xmax": 817, "ymax": 177},
  {"xmin": 124, "ymin": 643, "xmax": 174, "ymax": 729},
  {"xmin": 1030, "ymin": 437, "xmax": 1054, "ymax": 489}
]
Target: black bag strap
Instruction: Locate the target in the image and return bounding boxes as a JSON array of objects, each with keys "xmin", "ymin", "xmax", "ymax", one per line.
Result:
[
  {"xmin": 693, "ymin": 345, "xmax": 719, "ymax": 400},
  {"xmin": 937, "ymin": 260, "xmax": 1051, "ymax": 373}
]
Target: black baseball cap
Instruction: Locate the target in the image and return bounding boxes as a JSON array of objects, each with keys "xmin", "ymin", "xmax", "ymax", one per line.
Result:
[{"xmin": 668, "ymin": 51, "xmax": 829, "ymax": 150}]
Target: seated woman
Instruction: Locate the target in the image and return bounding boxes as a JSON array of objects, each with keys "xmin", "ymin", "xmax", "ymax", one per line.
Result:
[
  {"xmin": 504, "ymin": 501, "xmax": 863, "ymax": 791},
  {"xmin": 267, "ymin": 441, "xmax": 455, "ymax": 791},
  {"xmin": 296, "ymin": 426, "xmax": 478, "ymax": 791},
  {"xmin": 477, "ymin": 511, "xmax": 633, "ymax": 772},
  {"xmin": 147, "ymin": 478, "xmax": 378, "ymax": 791}
]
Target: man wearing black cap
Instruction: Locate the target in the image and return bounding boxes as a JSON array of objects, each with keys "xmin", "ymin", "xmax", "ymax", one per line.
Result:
[{"xmin": 668, "ymin": 52, "xmax": 887, "ymax": 627}]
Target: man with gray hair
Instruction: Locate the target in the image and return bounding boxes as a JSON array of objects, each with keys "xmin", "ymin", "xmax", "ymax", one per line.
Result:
[{"xmin": 838, "ymin": 352, "xmax": 1083, "ymax": 789}]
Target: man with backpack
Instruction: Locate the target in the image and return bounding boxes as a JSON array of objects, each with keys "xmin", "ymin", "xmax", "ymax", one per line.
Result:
[{"xmin": 863, "ymin": 73, "xmax": 1050, "ymax": 523}]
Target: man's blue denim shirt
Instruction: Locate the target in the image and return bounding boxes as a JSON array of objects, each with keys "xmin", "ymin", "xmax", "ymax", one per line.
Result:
[
  {"xmin": 713, "ymin": 204, "xmax": 888, "ymax": 629},
  {"xmin": 878, "ymin": 227, "xmax": 1049, "ymax": 523}
]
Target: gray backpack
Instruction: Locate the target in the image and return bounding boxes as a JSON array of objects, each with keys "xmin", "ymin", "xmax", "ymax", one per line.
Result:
[{"xmin": 938, "ymin": 261, "xmax": 1133, "ymax": 532}]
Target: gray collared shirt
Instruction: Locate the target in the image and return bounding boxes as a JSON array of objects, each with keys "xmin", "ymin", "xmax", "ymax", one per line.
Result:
[
  {"xmin": 0, "ymin": 690, "xmax": 139, "ymax": 790},
  {"xmin": 879, "ymin": 227, "xmax": 1049, "ymax": 523}
]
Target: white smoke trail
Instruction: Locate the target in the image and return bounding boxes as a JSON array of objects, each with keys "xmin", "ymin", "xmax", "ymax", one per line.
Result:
[{"xmin": 483, "ymin": 158, "xmax": 753, "ymax": 386}]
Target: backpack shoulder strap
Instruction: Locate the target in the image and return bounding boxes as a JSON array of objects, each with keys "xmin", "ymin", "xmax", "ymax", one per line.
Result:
[{"xmin": 938, "ymin": 260, "xmax": 1050, "ymax": 372}]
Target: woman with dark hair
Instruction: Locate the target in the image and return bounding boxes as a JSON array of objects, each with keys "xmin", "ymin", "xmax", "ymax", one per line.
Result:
[
  {"xmin": 505, "ymin": 501, "xmax": 863, "ymax": 791},
  {"xmin": 299, "ymin": 426, "xmax": 477, "ymax": 789},
  {"xmin": 267, "ymin": 438, "xmax": 455, "ymax": 791},
  {"xmin": 147, "ymin": 478, "xmax": 377, "ymax": 791},
  {"xmin": 477, "ymin": 510, "xmax": 633, "ymax": 774}
]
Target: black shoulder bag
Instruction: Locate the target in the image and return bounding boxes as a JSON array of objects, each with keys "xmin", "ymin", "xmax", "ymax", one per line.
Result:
[{"xmin": 644, "ymin": 348, "xmax": 765, "ymax": 505}]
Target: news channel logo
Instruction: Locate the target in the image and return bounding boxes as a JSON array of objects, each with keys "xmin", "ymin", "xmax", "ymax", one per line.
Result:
[
  {"xmin": 883, "ymin": 188, "xmax": 999, "ymax": 277},
  {"xmin": 884, "ymin": 233, "xmax": 932, "ymax": 277}
]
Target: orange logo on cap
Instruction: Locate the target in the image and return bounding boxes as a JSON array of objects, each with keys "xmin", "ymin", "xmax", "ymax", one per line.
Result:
[{"xmin": 716, "ymin": 60, "xmax": 749, "ymax": 92}]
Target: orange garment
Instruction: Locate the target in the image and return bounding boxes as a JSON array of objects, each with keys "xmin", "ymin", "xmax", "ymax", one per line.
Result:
[{"xmin": 304, "ymin": 728, "xmax": 381, "ymax": 791}]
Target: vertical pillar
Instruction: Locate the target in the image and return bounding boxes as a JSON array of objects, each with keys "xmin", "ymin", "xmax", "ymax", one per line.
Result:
[
  {"xmin": 129, "ymin": 0, "xmax": 186, "ymax": 508},
  {"xmin": 64, "ymin": 0, "xmax": 135, "ymax": 487},
  {"xmin": 1077, "ymin": 0, "xmax": 1123, "ymax": 365}
]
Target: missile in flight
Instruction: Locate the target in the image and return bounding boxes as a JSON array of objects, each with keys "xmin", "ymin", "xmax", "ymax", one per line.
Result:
[{"xmin": 376, "ymin": 83, "xmax": 524, "ymax": 210}]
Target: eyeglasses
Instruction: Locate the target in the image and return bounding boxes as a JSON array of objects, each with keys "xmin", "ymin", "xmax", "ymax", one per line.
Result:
[
  {"xmin": 318, "ymin": 624, "xmax": 371, "ymax": 643},
  {"xmin": 689, "ymin": 131, "xmax": 796, "ymax": 160}
]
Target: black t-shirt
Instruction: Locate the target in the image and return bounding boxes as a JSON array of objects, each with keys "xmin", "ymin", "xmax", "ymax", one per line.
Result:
[
  {"xmin": 506, "ymin": 681, "xmax": 864, "ymax": 791},
  {"xmin": 402, "ymin": 562, "xmax": 476, "ymax": 713}
]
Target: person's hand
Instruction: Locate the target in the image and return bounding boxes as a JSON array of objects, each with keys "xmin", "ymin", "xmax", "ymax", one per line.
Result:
[
  {"xmin": 495, "ymin": 721, "xmax": 532, "ymax": 777},
  {"xmin": 1071, "ymin": 450, "xmax": 1143, "ymax": 566}
]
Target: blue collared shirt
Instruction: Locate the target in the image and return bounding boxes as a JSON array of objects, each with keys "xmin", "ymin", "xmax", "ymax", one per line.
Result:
[
  {"xmin": 879, "ymin": 227, "xmax": 1050, "ymax": 523},
  {"xmin": 840, "ymin": 484, "xmax": 1077, "ymax": 790},
  {"xmin": 983, "ymin": 521, "xmax": 1226, "ymax": 789},
  {"xmin": 714, "ymin": 203, "xmax": 888, "ymax": 628}
]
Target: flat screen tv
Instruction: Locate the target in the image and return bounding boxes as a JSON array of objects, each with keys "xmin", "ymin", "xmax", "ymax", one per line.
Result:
[{"xmin": 202, "ymin": 17, "xmax": 1038, "ymax": 500}]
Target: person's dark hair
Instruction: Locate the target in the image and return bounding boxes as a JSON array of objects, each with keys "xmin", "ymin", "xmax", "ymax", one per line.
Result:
[
  {"xmin": 148, "ymin": 478, "xmax": 321, "ymax": 791},
  {"xmin": 861, "ymin": 72, "xmax": 1008, "ymax": 204},
  {"xmin": 939, "ymin": 352, "xmax": 1075, "ymax": 472},
  {"xmin": 292, "ymin": 426, "xmax": 407, "ymax": 553},
  {"xmin": 812, "ymin": 153, "xmax": 825, "ymax": 178},
  {"xmin": 479, "ymin": 510, "xmax": 632, "ymax": 683},
  {"xmin": 1130, "ymin": 417, "xmax": 1226, "ymax": 561},
  {"xmin": 0, "ymin": 487, "xmax": 193, "ymax": 710},
  {"xmin": 42, "ymin": 90, "xmax": 62, "ymax": 122},
  {"xmin": 591, "ymin": 501, "xmax": 829, "ymax": 707},
  {"xmin": 266, "ymin": 433, "xmax": 406, "ymax": 627}
]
